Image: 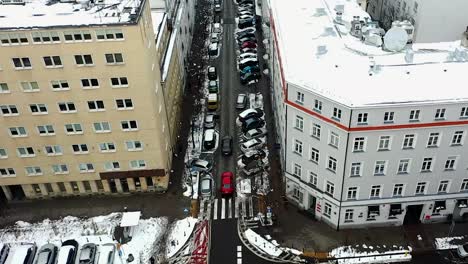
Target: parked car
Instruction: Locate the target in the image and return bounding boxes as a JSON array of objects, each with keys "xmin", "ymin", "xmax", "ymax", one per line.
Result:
[
  {"xmin": 239, "ymin": 14, "xmax": 254, "ymax": 20},
  {"xmin": 34, "ymin": 244, "xmax": 58, "ymax": 264},
  {"xmin": 220, "ymin": 171, "xmax": 234, "ymax": 196},
  {"xmin": 236, "ymin": 93, "xmax": 248, "ymax": 109},
  {"xmin": 200, "ymin": 174, "xmax": 213, "ymax": 198},
  {"xmin": 240, "ymin": 41, "xmax": 257, "ymax": 49},
  {"xmin": 240, "ymin": 72, "xmax": 259, "ymax": 84},
  {"xmin": 240, "ymin": 47, "xmax": 257, "ymax": 54},
  {"xmin": 214, "ymin": 15, "xmax": 221, "ymax": 23},
  {"xmin": 204, "ymin": 114, "xmax": 216, "ymax": 129},
  {"xmin": 240, "ymin": 137, "xmax": 266, "ymax": 153},
  {"xmin": 208, "ymin": 66, "xmax": 217, "ymax": 80},
  {"xmin": 214, "ymin": 4, "xmax": 222, "ymax": 12},
  {"xmin": 241, "ymin": 65, "xmax": 260, "ymax": 75},
  {"xmin": 208, "ymin": 43, "xmax": 219, "ymax": 56},
  {"xmin": 239, "ymin": 0, "xmax": 254, "ymax": 4},
  {"xmin": 221, "ymin": 136, "xmax": 233, "ymax": 156},
  {"xmin": 242, "ymin": 117, "xmax": 265, "ymax": 133},
  {"xmin": 237, "ymin": 149, "xmax": 268, "ymax": 168},
  {"xmin": 204, "ymin": 129, "xmax": 217, "ymax": 150},
  {"xmin": 238, "ymin": 108, "xmax": 264, "ymax": 123},
  {"xmin": 57, "ymin": 240, "xmax": 78, "ymax": 264},
  {"xmin": 189, "ymin": 159, "xmax": 212, "ymax": 172},
  {"xmin": 96, "ymin": 243, "xmax": 115, "ymax": 264},
  {"xmin": 236, "ymin": 32, "xmax": 255, "ymax": 41},
  {"xmin": 78, "ymin": 243, "xmax": 97, "ymax": 264},
  {"xmin": 239, "ymin": 58, "xmax": 258, "ymax": 69},
  {"xmin": 238, "ymin": 37, "xmax": 257, "ymax": 46},
  {"xmin": 210, "ymin": 33, "xmax": 220, "ymax": 43},
  {"xmin": 208, "ymin": 80, "xmax": 218, "ymax": 93},
  {"xmin": 236, "ymin": 27, "xmax": 256, "ymax": 36},
  {"xmin": 457, "ymin": 243, "xmax": 468, "ymax": 258},
  {"xmin": 241, "ymin": 128, "xmax": 267, "ymax": 141},
  {"xmin": 0, "ymin": 244, "xmax": 10, "ymax": 264},
  {"xmin": 213, "ymin": 23, "xmax": 221, "ymax": 33},
  {"xmin": 238, "ymin": 18, "xmax": 255, "ymax": 29},
  {"xmin": 207, "ymin": 93, "xmax": 218, "ymax": 110},
  {"xmin": 4, "ymin": 243, "xmax": 37, "ymax": 264},
  {"xmin": 238, "ymin": 4, "xmax": 254, "ymax": 10}
]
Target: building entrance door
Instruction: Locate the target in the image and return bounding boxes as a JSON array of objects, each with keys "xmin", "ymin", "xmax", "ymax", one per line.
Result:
[
  {"xmin": 404, "ymin": 204, "xmax": 424, "ymax": 225},
  {"xmin": 108, "ymin": 179, "xmax": 118, "ymax": 193},
  {"xmin": 9, "ymin": 185, "xmax": 25, "ymax": 200},
  {"xmin": 120, "ymin": 178, "xmax": 130, "ymax": 193},
  {"xmin": 308, "ymin": 195, "xmax": 317, "ymax": 216}
]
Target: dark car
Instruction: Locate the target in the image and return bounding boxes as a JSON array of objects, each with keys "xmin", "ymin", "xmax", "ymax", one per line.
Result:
[
  {"xmin": 238, "ymin": 18, "xmax": 255, "ymax": 29},
  {"xmin": 239, "ymin": 58, "xmax": 258, "ymax": 69},
  {"xmin": 238, "ymin": 108, "xmax": 264, "ymax": 123},
  {"xmin": 240, "ymin": 72, "xmax": 259, "ymax": 84},
  {"xmin": 237, "ymin": 37, "xmax": 257, "ymax": 45},
  {"xmin": 241, "ymin": 65, "xmax": 260, "ymax": 74},
  {"xmin": 242, "ymin": 117, "xmax": 265, "ymax": 133},
  {"xmin": 240, "ymin": 41, "xmax": 257, "ymax": 49},
  {"xmin": 221, "ymin": 136, "xmax": 233, "ymax": 156},
  {"xmin": 208, "ymin": 80, "xmax": 218, "ymax": 93},
  {"xmin": 236, "ymin": 32, "xmax": 255, "ymax": 41},
  {"xmin": 35, "ymin": 244, "xmax": 58, "ymax": 264},
  {"xmin": 214, "ymin": 15, "xmax": 221, "ymax": 23},
  {"xmin": 239, "ymin": 0, "xmax": 254, "ymax": 4},
  {"xmin": 236, "ymin": 27, "xmax": 256, "ymax": 37},
  {"xmin": 208, "ymin": 66, "xmax": 217, "ymax": 80}
]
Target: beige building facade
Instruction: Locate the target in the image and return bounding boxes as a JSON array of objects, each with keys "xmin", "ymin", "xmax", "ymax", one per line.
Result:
[{"xmin": 0, "ymin": 0, "xmax": 175, "ymax": 200}]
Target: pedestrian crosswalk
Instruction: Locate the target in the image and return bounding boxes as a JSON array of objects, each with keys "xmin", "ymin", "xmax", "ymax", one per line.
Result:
[{"xmin": 199, "ymin": 196, "xmax": 256, "ymax": 221}]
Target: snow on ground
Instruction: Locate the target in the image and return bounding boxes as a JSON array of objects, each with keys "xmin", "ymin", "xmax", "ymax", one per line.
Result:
[
  {"xmin": 435, "ymin": 236, "xmax": 467, "ymax": 250},
  {"xmin": 331, "ymin": 245, "xmax": 412, "ymax": 264},
  {"xmin": 255, "ymin": 171, "xmax": 271, "ymax": 195},
  {"xmin": 166, "ymin": 217, "xmax": 198, "ymax": 258},
  {"xmin": 240, "ymin": 178, "xmax": 252, "ymax": 194},
  {"xmin": 245, "ymin": 229, "xmax": 284, "ymax": 257}
]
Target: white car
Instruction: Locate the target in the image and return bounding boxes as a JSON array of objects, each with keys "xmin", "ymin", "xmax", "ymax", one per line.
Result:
[
  {"xmin": 240, "ymin": 137, "xmax": 266, "ymax": 153},
  {"xmin": 208, "ymin": 43, "xmax": 218, "ymax": 56},
  {"xmin": 237, "ymin": 150, "xmax": 268, "ymax": 169},
  {"xmin": 239, "ymin": 14, "xmax": 254, "ymax": 20},
  {"xmin": 190, "ymin": 159, "xmax": 212, "ymax": 172},
  {"xmin": 457, "ymin": 243, "xmax": 468, "ymax": 258},
  {"xmin": 238, "ymin": 52, "xmax": 257, "ymax": 61},
  {"xmin": 236, "ymin": 27, "xmax": 256, "ymax": 36},
  {"xmin": 210, "ymin": 33, "xmax": 220, "ymax": 43},
  {"xmin": 241, "ymin": 128, "xmax": 267, "ymax": 141}
]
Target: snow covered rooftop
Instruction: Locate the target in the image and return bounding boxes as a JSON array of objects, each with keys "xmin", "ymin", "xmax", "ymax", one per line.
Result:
[
  {"xmin": 120, "ymin": 211, "xmax": 141, "ymax": 227},
  {"xmin": 0, "ymin": 0, "xmax": 144, "ymax": 29},
  {"xmin": 270, "ymin": 0, "xmax": 468, "ymax": 107}
]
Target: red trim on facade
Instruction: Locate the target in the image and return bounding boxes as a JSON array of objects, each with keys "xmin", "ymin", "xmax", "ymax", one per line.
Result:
[
  {"xmin": 288, "ymin": 101, "xmax": 349, "ymax": 130},
  {"xmin": 348, "ymin": 120, "xmax": 468, "ymax": 131}
]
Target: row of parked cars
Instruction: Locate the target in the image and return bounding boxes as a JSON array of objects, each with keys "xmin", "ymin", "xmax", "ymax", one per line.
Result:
[{"xmin": 0, "ymin": 240, "xmax": 115, "ymax": 264}]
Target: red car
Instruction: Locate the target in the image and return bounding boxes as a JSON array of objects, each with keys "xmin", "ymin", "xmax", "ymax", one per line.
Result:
[
  {"xmin": 221, "ymin": 171, "xmax": 234, "ymax": 196},
  {"xmin": 241, "ymin": 41, "xmax": 257, "ymax": 49}
]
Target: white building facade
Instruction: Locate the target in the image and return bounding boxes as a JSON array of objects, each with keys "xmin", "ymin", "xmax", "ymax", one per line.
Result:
[{"xmin": 262, "ymin": 0, "xmax": 468, "ymax": 229}]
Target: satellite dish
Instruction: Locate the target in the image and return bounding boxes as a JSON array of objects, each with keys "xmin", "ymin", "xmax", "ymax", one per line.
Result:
[{"xmin": 383, "ymin": 27, "xmax": 408, "ymax": 52}]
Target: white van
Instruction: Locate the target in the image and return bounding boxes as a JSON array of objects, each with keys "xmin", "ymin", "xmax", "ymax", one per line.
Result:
[
  {"xmin": 207, "ymin": 93, "xmax": 218, "ymax": 110},
  {"xmin": 204, "ymin": 129, "xmax": 216, "ymax": 150}
]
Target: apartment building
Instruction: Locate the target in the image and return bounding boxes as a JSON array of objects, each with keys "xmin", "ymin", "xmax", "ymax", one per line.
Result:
[
  {"xmin": 0, "ymin": 0, "xmax": 174, "ymax": 200},
  {"xmin": 367, "ymin": 0, "xmax": 468, "ymax": 43},
  {"xmin": 262, "ymin": 0, "xmax": 468, "ymax": 229}
]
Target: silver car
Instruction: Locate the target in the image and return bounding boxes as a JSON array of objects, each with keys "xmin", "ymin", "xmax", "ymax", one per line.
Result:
[
  {"xmin": 457, "ymin": 243, "xmax": 468, "ymax": 258},
  {"xmin": 78, "ymin": 243, "xmax": 97, "ymax": 264},
  {"xmin": 35, "ymin": 244, "xmax": 58, "ymax": 264},
  {"xmin": 200, "ymin": 174, "xmax": 213, "ymax": 198}
]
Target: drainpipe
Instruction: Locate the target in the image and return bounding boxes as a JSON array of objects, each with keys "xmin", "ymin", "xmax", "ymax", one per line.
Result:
[{"xmin": 336, "ymin": 108, "xmax": 353, "ymax": 231}]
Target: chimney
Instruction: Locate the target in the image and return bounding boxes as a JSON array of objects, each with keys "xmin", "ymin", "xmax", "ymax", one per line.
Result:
[{"xmin": 462, "ymin": 26, "xmax": 468, "ymax": 48}]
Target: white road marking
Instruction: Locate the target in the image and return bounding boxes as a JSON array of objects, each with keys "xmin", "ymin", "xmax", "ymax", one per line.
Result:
[
  {"xmin": 221, "ymin": 198, "xmax": 226, "ymax": 219},
  {"xmin": 213, "ymin": 198, "xmax": 218, "ymax": 220},
  {"xmin": 200, "ymin": 199, "xmax": 205, "ymax": 218},
  {"xmin": 248, "ymin": 196, "xmax": 254, "ymax": 217},
  {"xmin": 207, "ymin": 200, "xmax": 212, "ymax": 220},
  {"xmin": 237, "ymin": 252, "xmax": 242, "ymax": 258},
  {"xmin": 241, "ymin": 199, "xmax": 246, "ymax": 217},
  {"xmin": 228, "ymin": 198, "xmax": 233, "ymax": 218},
  {"xmin": 237, "ymin": 258, "xmax": 242, "ymax": 264},
  {"xmin": 235, "ymin": 197, "xmax": 240, "ymax": 218},
  {"xmin": 237, "ymin": 246, "xmax": 242, "ymax": 251}
]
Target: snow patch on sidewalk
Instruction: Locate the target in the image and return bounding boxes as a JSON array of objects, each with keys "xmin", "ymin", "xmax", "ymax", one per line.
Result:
[
  {"xmin": 244, "ymin": 229, "xmax": 284, "ymax": 257},
  {"xmin": 435, "ymin": 236, "xmax": 466, "ymax": 250},
  {"xmin": 331, "ymin": 245, "xmax": 412, "ymax": 264},
  {"xmin": 166, "ymin": 217, "xmax": 198, "ymax": 258}
]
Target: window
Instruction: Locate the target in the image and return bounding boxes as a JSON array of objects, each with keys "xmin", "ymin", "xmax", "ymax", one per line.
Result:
[
  {"xmin": 357, "ymin": 113, "xmax": 368, "ymax": 124},
  {"xmin": 52, "ymin": 164, "xmax": 69, "ymax": 174},
  {"xmin": 81, "ymin": 79, "xmax": 99, "ymax": 89},
  {"xmin": 332, "ymin": 107, "xmax": 342, "ymax": 120},
  {"xmin": 43, "ymin": 56, "xmax": 62, "ymax": 67},
  {"xmin": 311, "ymin": 124, "xmax": 321, "ymax": 139},
  {"xmin": 293, "ymin": 163, "xmax": 302, "ymax": 177},
  {"xmin": 421, "ymin": 157, "xmax": 433, "ymax": 172},
  {"xmin": 384, "ymin": 111, "xmax": 394, "ymax": 123},
  {"xmin": 451, "ymin": 131, "xmax": 464, "ymax": 146},
  {"xmin": 0, "ymin": 83, "xmax": 9, "ymax": 93},
  {"xmin": 104, "ymin": 161, "xmax": 121, "ymax": 171},
  {"xmin": 294, "ymin": 115, "xmax": 304, "ymax": 131},
  {"xmin": 72, "ymin": 144, "xmax": 89, "ymax": 154},
  {"xmin": 444, "ymin": 157, "xmax": 457, "ymax": 170},
  {"xmin": 20, "ymin": 81, "xmax": 40, "ymax": 92},
  {"xmin": 409, "ymin": 110, "xmax": 420, "ymax": 121},
  {"xmin": 1, "ymin": 105, "xmax": 19, "ymax": 116},
  {"xmin": 310, "ymin": 148, "xmax": 319, "ymax": 163},
  {"xmin": 294, "ymin": 139, "xmax": 303, "ymax": 155},
  {"xmin": 353, "ymin": 137, "xmax": 365, "ymax": 152},
  {"xmin": 79, "ymin": 163, "xmax": 94, "ymax": 173},
  {"xmin": 397, "ymin": 159, "xmax": 410, "ymax": 174},
  {"xmin": 1, "ymin": 33, "xmax": 28, "ymax": 45},
  {"xmin": 350, "ymin": 162, "xmax": 362, "ymax": 177},
  {"xmin": 29, "ymin": 103, "xmax": 48, "ymax": 114},
  {"xmin": 461, "ymin": 179, "xmax": 468, "ymax": 192},
  {"xmin": 0, "ymin": 149, "xmax": 7, "ymax": 159},
  {"xmin": 37, "ymin": 125, "xmax": 55, "ymax": 136},
  {"xmin": 51, "ymin": 80, "xmax": 70, "ymax": 91},
  {"xmin": 116, "ymin": 99, "xmax": 134, "ymax": 110},
  {"xmin": 326, "ymin": 181, "xmax": 335, "ymax": 196},
  {"xmin": 460, "ymin": 107, "xmax": 468, "ymax": 119},
  {"xmin": 17, "ymin": 147, "xmax": 35, "ymax": 157},
  {"xmin": 415, "ymin": 182, "xmax": 426, "ymax": 195},
  {"xmin": 45, "ymin": 145, "xmax": 62, "ymax": 156},
  {"xmin": 374, "ymin": 161, "xmax": 386, "ymax": 175},
  {"xmin": 126, "ymin": 140, "xmax": 143, "ymax": 151},
  {"xmin": 347, "ymin": 187, "xmax": 358, "ymax": 200},
  {"xmin": 367, "ymin": 206, "xmax": 380, "ymax": 220},
  {"xmin": 314, "ymin": 99, "xmax": 322, "ymax": 112},
  {"xmin": 292, "ymin": 187, "xmax": 304, "ymax": 203},
  {"xmin": 438, "ymin": 180, "xmax": 449, "ymax": 193},
  {"xmin": 65, "ymin": 123, "xmax": 83, "ymax": 134},
  {"xmin": 121, "ymin": 120, "xmax": 138, "ymax": 131},
  {"xmin": 105, "ymin": 53, "xmax": 124, "ymax": 64},
  {"xmin": 99, "ymin": 142, "xmax": 116, "ymax": 152},
  {"xmin": 87, "ymin": 100, "xmax": 105, "ymax": 111},
  {"xmin": 0, "ymin": 168, "xmax": 16, "ymax": 177},
  {"xmin": 110, "ymin": 77, "xmax": 129, "ymax": 88},
  {"xmin": 12, "ymin": 57, "xmax": 32, "ymax": 69},
  {"xmin": 9, "ymin": 127, "xmax": 27, "ymax": 137},
  {"xmin": 31, "ymin": 31, "xmax": 60, "ymax": 43},
  {"xmin": 324, "ymin": 203, "xmax": 332, "ymax": 218},
  {"xmin": 58, "ymin": 102, "xmax": 77, "ymax": 113},
  {"xmin": 25, "ymin": 166, "xmax": 42, "ymax": 176},
  {"xmin": 393, "ymin": 184, "xmax": 404, "ymax": 197},
  {"xmin": 309, "ymin": 172, "xmax": 317, "ymax": 186},
  {"xmin": 378, "ymin": 136, "xmax": 391, "ymax": 150},
  {"xmin": 427, "ymin": 132, "xmax": 440, "ymax": 147},
  {"xmin": 96, "ymin": 29, "xmax": 124, "ymax": 40},
  {"xmin": 64, "ymin": 30, "xmax": 92, "ymax": 42},
  {"xmin": 402, "ymin": 134, "xmax": 416, "ymax": 149},
  {"xmin": 329, "ymin": 132, "xmax": 339, "ymax": 148},
  {"xmin": 327, "ymin": 156, "xmax": 337, "ymax": 172},
  {"xmin": 74, "ymin": 54, "xmax": 94, "ymax": 66},
  {"xmin": 435, "ymin": 108, "xmax": 446, "ymax": 120},
  {"xmin": 344, "ymin": 209, "xmax": 354, "ymax": 222},
  {"xmin": 296, "ymin": 92, "xmax": 304, "ymax": 104},
  {"xmin": 370, "ymin": 185, "xmax": 381, "ymax": 198},
  {"xmin": 130, "ymin": 160, "xmax": 146, "ymax": 169},
  {"xmin": 93, "ymin": 122, "xmax": 111, "ymax": 133}
]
